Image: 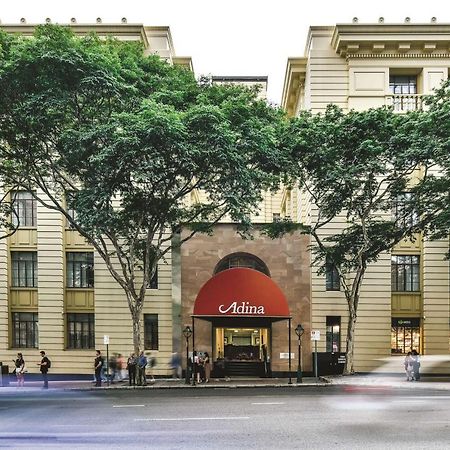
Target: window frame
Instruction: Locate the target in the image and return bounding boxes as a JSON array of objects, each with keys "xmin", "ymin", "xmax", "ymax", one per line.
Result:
[
  {"xmin": 11, "ymin": 251, "xmax": 38, "ymax": 287},
  {"xmin": 391, "ymin": 255, "xmax": 420, "ymax": 292},
  {"xmin": 144, "ymin": 314, "xmax": 159, "ymax": 350},
  {"xmin": 11, "ymin": 191, "xmax": 37, "ymax": 228},
  {"xmin": 66, "ymin": 252, "xmax": 95, "ymax": 288},
  {"xmin": 392, "ymin": 192, "xmax": 419, "ymax": 228},
  {"xmin": 326, "ymin": 316, "xmax": 341, "ymax": 353},
  {"xmin": 67, "ymin": 313, "xmax": 95, "ymax": 349},
  {"xmin": 12, "ymin": 312, "xmax": 39, "ymax": 348},
  {"xmin": 325, "ymin": 257, "xmax": 340, "ymax": 291}
]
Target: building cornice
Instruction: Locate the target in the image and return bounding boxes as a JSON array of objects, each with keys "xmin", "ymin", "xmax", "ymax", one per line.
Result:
[{"xmin": 281, "ymin": 57, "xmax": 307, "ymax": 115}]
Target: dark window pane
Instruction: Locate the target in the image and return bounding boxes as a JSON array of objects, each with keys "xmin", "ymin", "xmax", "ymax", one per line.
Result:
[
  {"xmin": 12, "ymin": 312, "xmax": 38, "ymax": 348},
  {"xmin": 67, "ymin": 313, "xmax": 95, "ymax": 349},
  {"xmin": 391, "ymin": 255, "xmax": 420, "ymax": 292},
  {"xmin": 11, "ymin": 252, "xmax": 38, "ymax": 287},
  {"xmin": 11, "ymin": 191, "xmax": 37, "ymax": 227},
  {"xmin": 144, "ymin": 314, "xmax": 159, "ymax": 350},
  {"xmin": 325, "ymin": 257, "xmax": 340, "ymax": 291},
  {"xmin": 66, "ymin": 253, "xmax": 94, "ymax": 288},
  {"xmin": 326, "ymin": 316, "xmax": 340, "ymax": 352}
]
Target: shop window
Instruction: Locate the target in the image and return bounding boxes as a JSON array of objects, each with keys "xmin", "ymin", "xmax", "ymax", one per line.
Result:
[
  {"xmin": 11, "ymin": 191, "xmax": 37, "ymax": 227},
  {"xmin": 66, "ymin": 252, "xmax": 94, "ymax": 288},
  {"xmin": 392, "ymin": 192, "xmax": 419, "ymax": 228},
  {"xmin": 11, "ymin": 252, "xmax": 38, "ymax": 287},
  {"xmin": 326, "ymin": 316, "xmax": 341, "ymax": 352},
  {"xmin": 391, "ymin": 318, "xmax": 420, "ymax": 354},
  {"xmin": 325, "ymin": 257, "xmax": 340, "ymax": 291},
  {"xmin": 391, "ymin": 255, "xmax": 420, "ymax": 292},
  {"xmin": 144, "ymin": 314, "xmax": 159, "ymax": 350},
  {"xmin": 12, "ymin": 312, "xmax": 38, "ymax": 348},
  {"xmin": 67, "ymin": 313, "xmax": 95, "ymax": 349},
  {"xmin": 214, "ymin": 252, "xmax": 270, "ymax": 277}
]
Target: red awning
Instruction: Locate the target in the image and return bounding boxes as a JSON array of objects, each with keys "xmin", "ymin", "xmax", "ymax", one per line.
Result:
[{"xmin": 193, "ymin": 268, "xmax": 290, "ymax": 319}]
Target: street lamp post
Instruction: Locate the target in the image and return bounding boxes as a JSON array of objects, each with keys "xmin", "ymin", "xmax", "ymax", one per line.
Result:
[
  {"xmin": 182, "ymin": 326, "xmax": 192, "ymax": 385},
  {"xmin": 295, "ymin": 324, "xmax": 304, "ymax": 383}
]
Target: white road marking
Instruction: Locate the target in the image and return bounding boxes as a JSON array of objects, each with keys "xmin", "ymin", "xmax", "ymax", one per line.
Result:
[
  {"xmin": 113, "ymin": 404, "xmax": 145, "ymax": 408},
  {"xmin": 252, "ymin": 402, "xmax": 285, "ymax": 405},
  {"xmin": 135, "ymin": 416, "xmax": 250, "ymax": 422}
]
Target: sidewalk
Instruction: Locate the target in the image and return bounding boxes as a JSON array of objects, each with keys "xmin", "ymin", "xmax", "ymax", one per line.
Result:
[{"xmin": 0, "ymin": 376, "xmax": 328, "ymax": 392}]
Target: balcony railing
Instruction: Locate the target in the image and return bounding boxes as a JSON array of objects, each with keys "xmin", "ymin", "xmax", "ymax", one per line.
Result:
[{"xmin": 386, "ymin": 94, "xmax": 423, "ymax": 112}]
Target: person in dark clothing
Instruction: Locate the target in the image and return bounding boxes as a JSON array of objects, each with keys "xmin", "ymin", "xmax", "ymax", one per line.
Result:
[
  {"xmin": 94, "ymin": 350, "xmax": 104, "ymax": 387},
  {"xmin": 127, "ymin": 353, "xmax": 137, "ymax": 386},
  {"xmin": 38, "ymin": 351, "xmax": 50, "ymax": 389}
]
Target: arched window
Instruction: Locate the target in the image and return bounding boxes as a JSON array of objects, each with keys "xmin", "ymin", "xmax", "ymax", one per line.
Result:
[{"xmin": 214, "ymin": 252, "xmax": 270, "ymax": 277}]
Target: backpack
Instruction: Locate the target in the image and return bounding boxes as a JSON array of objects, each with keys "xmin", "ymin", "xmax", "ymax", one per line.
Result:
[
  {"xmin": 46, "ymin": 358, "xmax": 51, "ymax": 369},
  {"xmin": 149, "ymin": 357, "xmax": 156, "ymax": 368}
]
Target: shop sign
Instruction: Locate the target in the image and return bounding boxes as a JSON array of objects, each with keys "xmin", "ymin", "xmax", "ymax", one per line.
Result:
[
  {"xmin": 392, "ymin": 318, "xmax": 420, "ymax": 327},
  {"xmin": 218, "ymin": 301, "xmax": 265, "ymax": 315}
]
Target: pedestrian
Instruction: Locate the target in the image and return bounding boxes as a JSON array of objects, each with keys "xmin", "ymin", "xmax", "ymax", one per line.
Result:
[
  {"xmin": 94, "ymin": 350, "xmax": 104, "ymax": 387},
  {"xmin": 116, "ymin": 353, "xmax": 126, "ymax": 381},
  {"xmin": 203, "ymin": 352, "xmax": 211, "ymax": 383},
  {"xmin": 127, "ymin": 353, "xmax": 137, "ymax": 386},
  {"xmin": 37, "ymin": 351, "xmax": 51, "ymax": 389},
  {"xmin": 137, "ymin": 351, "xmax": 148, "ymax": 386},
  {"xmin": 170, "ymin": 352, "xmax": 181, "ymax": 379},
  {"xmin": 411, "ymin": 349, "xmax": 421, "ymax": 381},
  {"xmin": 14, "ymin": 352, "xmax": 26, "ymax": 388},
  {"xmin": 404, "ymin": 351, "xmax": 414, "ymax": 381},
  {"xmin": 192, "ymin": 351, "xmax": 201, "ymax": 383}
]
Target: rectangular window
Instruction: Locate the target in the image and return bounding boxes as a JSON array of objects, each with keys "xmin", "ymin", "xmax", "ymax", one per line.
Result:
[
  {"xmin": 149, "ymin": 267, "xmax": 158, "ymax": 290},
  {"xmin": 392, "ymin": 192, "xmax": 419, "ymax": 228},
  {"xmin": 144, "ymin": 314, "xmax": 159, "ymax": 350},
  {"xmin": 66, "ymin": 252, "xmax": 94, "ymax": 288},
  {"xmin": 65, "ymin": 191, "xmax": 77, "ymax": 228},
  {"xmin": 391, "ymin": 318, "xmax": 420, "ymax": 354},
  {"xmin": 11, "ymin": 252, "xmax": 38, "ymax": 287},
  {"xmin": 391, "ymin": 255, "xmax": 420, "ymax": 292},
  {"xmin": 325, "ymin": 257, "xmax": 340, "ymax": 291},
  {"xmin": 67, "ymin": 313, "xmax": 95, "ymax": 349},
  {"xmin": 12, "ymin": 312, "xmax": 38, "ymax": 348},
  {"xmin": 11, "ymin": 191, "xmax": 37, "ymax": 227},
  {"xmin": 326, "ymin": 316, "xmax": 341, "ymax": 352},
  {"xmin": 389, "ymin": 75, "xmax": 417, "ymax": 94}
]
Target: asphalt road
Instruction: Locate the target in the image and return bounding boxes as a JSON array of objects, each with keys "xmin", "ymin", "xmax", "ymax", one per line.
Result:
[{"xmin": 1, "ymin": 387, "xmax": 449, "ymax": 449}]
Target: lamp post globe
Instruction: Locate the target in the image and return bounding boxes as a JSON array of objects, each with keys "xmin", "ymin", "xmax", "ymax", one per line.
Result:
[
  {"xmin": 182, "ymin": 326, "xmax": 192, "ymax": 384},
  {"xmin": 295, "ymin": 324, "xmax": 304, "ymax": 383}
]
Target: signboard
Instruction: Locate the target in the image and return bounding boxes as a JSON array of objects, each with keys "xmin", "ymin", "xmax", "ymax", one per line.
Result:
[
  {"xmin": 103, "ymin": 335, "xmax": 110, "ymax": 345},
  {"xmin": 280, "ymin": 353, "xmax": 295, "ymax": 359},
  {"xmin": 311, "ymin": 330, "xmax": 321, "ymax": 341},
  {"xmin": 392, "ymin": 318, "xmax": 420, "ymax": 327}
]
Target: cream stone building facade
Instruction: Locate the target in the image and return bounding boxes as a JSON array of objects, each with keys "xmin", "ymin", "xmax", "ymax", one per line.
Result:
[{"xmin": 281, "ymin": 22, "xmax": 450, "ymax": 373}]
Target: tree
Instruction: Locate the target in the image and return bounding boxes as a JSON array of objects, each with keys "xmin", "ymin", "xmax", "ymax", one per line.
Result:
[
  {"xmin": 0, "ymin": 25, "xmax": 285, "ymax": 356},
  {"xmin": 266, "ymin": 105, "xmax": 433, "ymax": 374}
]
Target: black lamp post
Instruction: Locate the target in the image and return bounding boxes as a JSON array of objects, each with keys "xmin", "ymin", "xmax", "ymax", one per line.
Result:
[
  {"xmin": 295, "ymin": 324, "xmax": 304, "ymax": 383},
  {"xmin": 183, "ymin": 326, "xmax": 192, "ymax": 385}
]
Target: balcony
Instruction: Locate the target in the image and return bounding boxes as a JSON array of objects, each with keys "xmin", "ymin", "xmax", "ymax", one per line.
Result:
[{"xmin": 386, "ymin": 94, "xmax": 423, "ymax": 112}]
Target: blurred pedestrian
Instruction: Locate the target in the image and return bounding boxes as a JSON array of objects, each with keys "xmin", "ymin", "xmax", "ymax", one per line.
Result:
[
  {"xmin": 94, "ymin": 350, "xmax": 104, "ymax": 387},
  {"xmin": 37, "ymin": 351, "xmax": 51, "ymax": 389},
  {"xmin": 170, "ymin": 352, "xmax": 181, "ymax": 379},
  {"xmin": 404, "ymin": 351, "xmax": 414, "ymax": 381},
  {"xmin": 203, "ymin": 352, "xmax": 211, "ymax": 383},
  {"xmin": 127, "ymin": 353, "xmax": 137, "ymax": 386},
  {"xmin": 116, "ymin": 353, "xmax": 126, "ymax": 381},
  {"xmin": 137, "ymin": 351, "xmax": 148, "ymax": 386},
  {"xmin": 14, "ymin": 352, "xmax": 26, "ymax": 388},
  {"xmin": 411, "ymin": 350, "xmax": 421, "ymax": 381}
]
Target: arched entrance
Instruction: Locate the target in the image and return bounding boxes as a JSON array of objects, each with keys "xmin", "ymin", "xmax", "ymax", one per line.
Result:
[{"xmin": 192, "ymin": 267, "xmax": 292, "ymax": 379}]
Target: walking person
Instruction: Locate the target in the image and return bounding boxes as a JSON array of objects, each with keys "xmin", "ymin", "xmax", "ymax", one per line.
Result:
[
  {"xmin": 127, "ymin": 353, "xmax": 137, "ymax": 386},
  {"xmin": 203, "ymin": 352, "xmax": 211, "ymax": 383},
  {"xmin": 137, "ymin": 351, "xmax": 148, "ymax": 386},
  {"xmin": 170, "ymin": 352, "xmax": 182, "ymax": 379},
  {"xmin": 411, "ymin": 350, "xmax": 421, "ymax": 381},
  {"xmin": 14, "ymin": 353, "xmax": 26, "ymax": 388},
  {"xmin": 404, "ymin": 351, "xmax": 414, "ymax": 381},
  {"xmin": 37, "ymin": 351, "xmax": 50, "ymax": 389},
  {"xmin": 94, "ymin": 350, "xmax": 104, "ymax": 387}
]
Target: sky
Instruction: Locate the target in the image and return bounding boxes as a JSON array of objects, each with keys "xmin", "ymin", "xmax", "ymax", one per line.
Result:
[{"xmin": 2, "ymin": 0, "xmax": 450, "ymax": 103}]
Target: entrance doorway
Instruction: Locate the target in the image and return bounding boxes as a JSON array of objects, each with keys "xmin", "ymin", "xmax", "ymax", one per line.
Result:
[{"xmin": 213, "ymin": 327, "xmax": 271, "ymax": 377}]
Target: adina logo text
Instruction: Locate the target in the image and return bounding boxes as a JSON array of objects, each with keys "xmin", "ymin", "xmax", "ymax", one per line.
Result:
[{"xmin": 218, "ymin": 301, "xmax": 265, "ymax": 315}]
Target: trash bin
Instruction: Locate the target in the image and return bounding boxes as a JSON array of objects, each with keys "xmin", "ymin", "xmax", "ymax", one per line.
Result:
[{"xmin": 0, "ymin": 363, "xmax": 10, "ymax": 387}]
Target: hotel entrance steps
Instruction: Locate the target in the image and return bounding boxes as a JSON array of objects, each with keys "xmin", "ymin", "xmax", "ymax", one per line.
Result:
[{"xmin": 225, "ymin": 361, "xmax": 265, "ymax": 377}]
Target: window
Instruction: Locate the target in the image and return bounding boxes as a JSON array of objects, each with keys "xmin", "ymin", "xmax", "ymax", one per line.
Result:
[
  {"xmin": 149, "ymin": 267, "xmax": 158, "ymax": 290},
  {"xmin": 214, "ymin": 253, "xmax": 270, "ymax": 277},
  {"xmin": 66, "ymin": 253, "xmax": 94, "ymax": 288},
  {"xmin": 326, "ymin": 316, "xmax": 341, "ymax": 352},
  {"xmin": 12, "ymin": 312, "xmax": 38, "ymax": 348},
  {"xmin": 391, "ymin": 318, "xmax": 420, "ymax": 354},
  {"xmin": 11, "ymin": 191, "xmax": 37, "ymax": 227},
  {"xmin": 65, "ymin": 191, "xmax": 77, "ymax": 228},
  {"xmin": 144, "ymin": 314, "xmax": 159, "ymax": 350},
  {"xmin": 325, "ymin": 257, "xmax": 340, "ymax": 291},
  {"xmin": 389, "ymin": 75, "xmax": 417, "ymax": 94},
  {"xmin": 67, "ymin": 313, "xmax": 95, "ymax": 349},
  {"xmin": 391, "ymin": 255, "xmax": 420, "ymax": 292},
  {"xmin": 392, "ymin": 192, "xmax": 419, "ymax": 228},
  {"xmin": 11, "ymin": 252, "xmax": 38, "ymax": 287}
]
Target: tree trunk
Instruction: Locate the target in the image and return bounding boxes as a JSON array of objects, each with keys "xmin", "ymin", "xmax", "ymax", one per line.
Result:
[
  {"xmin": 132, "ymin": 310, "xmax": 142, "ymax": 356},
  {"xmin": 344, "ymin": 310, "xmax": 357, "ymax": 374}
]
